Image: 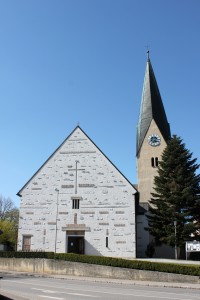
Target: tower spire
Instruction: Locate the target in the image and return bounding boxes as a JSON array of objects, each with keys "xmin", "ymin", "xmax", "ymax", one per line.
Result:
[{"xmin": 136, "ymin": 54, "xmax": 171, "ymax": 155}]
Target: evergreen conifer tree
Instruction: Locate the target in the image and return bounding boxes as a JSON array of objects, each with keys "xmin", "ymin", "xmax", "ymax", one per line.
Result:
[{"xmin": 147, "ymin": 135, "xmax": 200, "ymax": 249}]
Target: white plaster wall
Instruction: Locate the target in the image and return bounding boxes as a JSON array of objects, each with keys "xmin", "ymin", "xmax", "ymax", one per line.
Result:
[{"xmin": 18, "ymin": 127, "xmax": 136, "ymax": 258}]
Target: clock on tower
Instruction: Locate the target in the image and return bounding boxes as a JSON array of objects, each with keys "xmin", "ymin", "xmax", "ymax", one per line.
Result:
[{"xmin": 148, "ymin": 134, "xmax": 161, "ymax": 147}]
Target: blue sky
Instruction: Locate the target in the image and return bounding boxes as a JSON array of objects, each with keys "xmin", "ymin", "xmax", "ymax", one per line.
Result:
[{"xmin": 0, "ymin": 0, "xmax": 200, "ymax": 207}]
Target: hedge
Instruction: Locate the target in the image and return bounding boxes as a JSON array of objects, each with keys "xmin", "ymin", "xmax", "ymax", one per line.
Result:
[
  {"xmin": 0, "ymin": 251, "xmax": 199, "ymax": 276},
  {"xmin": 0, "ymin": 251, "xmax": 54, "ymax": 259},
  {"xmin": 54, "ymin": 253, "xmax": 200, "ymax": 276}
]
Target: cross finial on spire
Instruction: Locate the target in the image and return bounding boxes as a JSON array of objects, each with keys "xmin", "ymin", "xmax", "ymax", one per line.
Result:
[
  {"xmin": 147, "ymin": 50, "xmax": 150, "ymax": 61},
  {"xmin": 146, "ymin": 49, "xmax": 150, "ymax": 61},
  {"xmin": 145, "ymin": 44, "xmax": 150, "ymax": 61}
]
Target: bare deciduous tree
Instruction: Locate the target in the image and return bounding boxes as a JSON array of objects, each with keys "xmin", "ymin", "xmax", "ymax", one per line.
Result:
[
  {"xmin": 0, "ymin": 195, "xmax": 19, "ymax": 250},
  {"xmin": 0, "ymin": 195, "xmax": 15, "ymax": 220}
]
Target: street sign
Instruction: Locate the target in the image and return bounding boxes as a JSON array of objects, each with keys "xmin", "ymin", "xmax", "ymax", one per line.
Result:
[
  {"xmin": 186, "ymin": 240, "xmax": 200, "ymax": 260},
  {"xmin": 186, "ymin": 240, "xmax": 200, "ymax": 252}
]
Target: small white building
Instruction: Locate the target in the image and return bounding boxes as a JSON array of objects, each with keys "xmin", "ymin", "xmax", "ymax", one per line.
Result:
[{"xmin": 17, "ymin": 126, "xmax": 137, "ymax": 258}]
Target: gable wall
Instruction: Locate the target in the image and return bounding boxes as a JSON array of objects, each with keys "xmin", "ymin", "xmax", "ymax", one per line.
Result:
[{"xmin": 18, "ymin": 128, "xmax": 136, "ymax": 258}]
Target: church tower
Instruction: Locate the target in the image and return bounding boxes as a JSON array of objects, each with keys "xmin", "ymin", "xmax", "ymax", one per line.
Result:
[
  {"xmin": 136, "ymin": 52, "xmax": 171, "ymax": 257},
  {"xmin": 137, "ymin": 51, "xmax": 171, "ymax": 205}
]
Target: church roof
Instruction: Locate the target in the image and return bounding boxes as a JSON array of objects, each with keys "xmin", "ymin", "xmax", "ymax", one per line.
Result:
[
  {"xmin": 17, "ymin": 126, "xmax": 137, "ymax": 196},
  {"xmin": 136, "ymin": 52, "xmax": 171, "ymax": 155}
]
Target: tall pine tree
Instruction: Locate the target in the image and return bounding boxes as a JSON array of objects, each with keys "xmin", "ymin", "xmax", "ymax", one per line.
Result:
[{"xmin": 147, "ymin": 135, "xmax": 200, "ymax": 249}]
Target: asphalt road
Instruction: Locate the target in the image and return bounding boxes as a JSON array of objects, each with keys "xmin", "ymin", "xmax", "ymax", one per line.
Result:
[{"xmin": 0, "ymin": 274, "xmax": 200, "ymax": 300}]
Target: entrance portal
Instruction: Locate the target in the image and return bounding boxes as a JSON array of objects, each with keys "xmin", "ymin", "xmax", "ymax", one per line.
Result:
[{"xmin": 68, "ymin": 236, "xmax": 84, "ymax": 254}]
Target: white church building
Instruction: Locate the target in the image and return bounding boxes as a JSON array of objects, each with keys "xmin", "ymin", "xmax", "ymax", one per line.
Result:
[{"xmin": 17, "ymin": 126, "xmax": 137, "ymax": 258}]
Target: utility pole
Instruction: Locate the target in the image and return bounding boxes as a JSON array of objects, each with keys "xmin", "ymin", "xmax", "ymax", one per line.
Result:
[
  {"xmin": 174, "ymin": 220, "xmax": 178, "ymax": 259},
  {"xmin": 54, "ymin": 188, "xmax": 59, "ymax": 253}
]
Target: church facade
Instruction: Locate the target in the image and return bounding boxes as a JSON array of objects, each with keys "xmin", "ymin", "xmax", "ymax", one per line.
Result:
[
  {"xmin": 17, "ymin": 53, "xmax": 171, "ymax": 258},
  {"xmin": 17, "ymin": 126, "xmax": 137, "ymax": 258}
]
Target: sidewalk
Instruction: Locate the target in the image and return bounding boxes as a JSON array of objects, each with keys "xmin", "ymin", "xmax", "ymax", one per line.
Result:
[{"xmin": 137, "ymin": 258, "xmax": 200, "ymax": 265}]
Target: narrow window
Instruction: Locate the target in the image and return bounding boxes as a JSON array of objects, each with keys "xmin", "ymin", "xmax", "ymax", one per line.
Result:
[
  {"xmin": 72, "ymin": 199, "xmax": 80, "ymax": 209},
  {"xmin": 151, "ymin": 157, "xmax": 159, "ymax": 168},
  {"xmin": 151, "ymin": 157, "xmax": 154, "ymax": 167},
  {"xmin": 155, "ymin": 157, "xmax": 159, "ymax": 167},
  {"xmin": 106, "ymin": 237, "xmax": 108, "ymax": 248}
]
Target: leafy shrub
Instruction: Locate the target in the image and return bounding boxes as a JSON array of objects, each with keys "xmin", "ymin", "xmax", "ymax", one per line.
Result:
[{"xmin": 54, "ymin": 253, "xmax": 200, "ymax": 276}]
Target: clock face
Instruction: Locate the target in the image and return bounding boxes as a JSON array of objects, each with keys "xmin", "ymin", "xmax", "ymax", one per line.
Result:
[{"xmin": 148, "ymin": 134, "xmax": 161, "ymax": 147}]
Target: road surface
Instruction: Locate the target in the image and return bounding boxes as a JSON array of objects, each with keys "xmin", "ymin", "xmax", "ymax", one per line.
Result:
[{"xmin": 0, "ymin": 273, "xmax": 200, "ymax": 300}]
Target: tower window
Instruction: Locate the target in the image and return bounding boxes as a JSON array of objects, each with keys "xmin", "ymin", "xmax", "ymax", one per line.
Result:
[
  {"xmin": 151, "ymin": 157, "xmax": 154, "ymax": 167},
  {"xmin": 151, "ymin": 157, "xmax": 159, "ymax": 168},
  {"xmin": 155, "ymin": 157, "xmax": 158, "ymax": 167}
]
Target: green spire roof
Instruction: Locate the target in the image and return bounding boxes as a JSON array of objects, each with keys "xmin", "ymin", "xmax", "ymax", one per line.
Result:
[{"xmin": 136, "ymin": 52, "xmax": 171, "ymax": 155}]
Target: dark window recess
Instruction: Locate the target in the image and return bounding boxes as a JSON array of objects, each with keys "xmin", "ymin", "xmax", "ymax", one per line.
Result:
[
  {"xmin": 106, "ymin": 237, "xmax": 108, "ymax": 248},
  {"xmin": 72, "ymin": 199, "xmax": 80, "ymax": 209},
  {"xmin": 151, "ymin": 157, "xmax": 154, "ymax": 167},
  {"xmin": 155, "ymin": 157, "xmax": 158, "ymax": 167},
  {"xmin": 151, "ymin": 157, "xmax": 159, "ymax": 168}
]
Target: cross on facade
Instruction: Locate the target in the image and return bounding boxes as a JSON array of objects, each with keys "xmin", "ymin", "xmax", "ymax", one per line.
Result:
[{"xmin": 70, "ymin": 160, "xmax": 85, "ymax": 194}]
